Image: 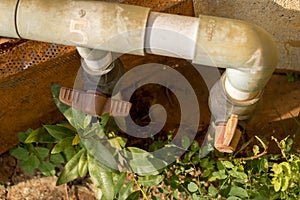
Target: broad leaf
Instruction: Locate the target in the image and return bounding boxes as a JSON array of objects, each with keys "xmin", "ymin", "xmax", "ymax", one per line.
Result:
[
  {"xmin": 56, "ymin": 149, "xmax": 85, "ymax": 185},
  {"xmin": 138, "ymin": 175, "xmax": 164, "ymax": 187},
  {"xmin": 114, "ymin": 172, "xmax": 127, "ymax": 196},
  {"xmin": 78, "ymin": 150, "xmax": 88, "ymax": 177},
  {"xmin": 28, "ymin": 154, "xmax": 40, "ymax": 169},
  {"xmin": 50, "ymin": 153, "xmax": 65, "ymax": 165},
  {"xmin": 51, "ymin": 137, "xmax": 74, "ymax": 154},
  {"xmin": 181, "ymin": 136, "xmax": 190, "ymax": 149},
  {"xmin": 72, "ymin": 134, "xmax": 81, "ymax": 145},
  {"xmin": 10, "ymin": 147, "xmax": 29, "ymax": 161},
  {"xmin": 51, "ymin": 84, "xmax": 76, "ymax": 127},
  {"xmin": 187, "ymin": 182, "xmax": 198, "ymax": 193},
  {"xmin": 129, "ymin": 157, "xmax": 166, "ymax": 176},
  {"xmin": 88, "ymin": 154, "xmax": 115, "ymax": 200},
  {"xmin": 25, "ymin": 127, "xmax": 56, "ymax": 143},
  {"xmin": 126, "ymin": 190, "xmax": 141, "ymax": 200},
  {"xmin": 17, "ymin": 129, "xmax": 33, "ymax": 143},
  {"xmin": 222, "ymin": 161, "xmax": 234, "ymax": 169},
  {"xmin": 208, "ymin": 185, "xmax": 218, "ymax": 197},
  {"xmin": 44, "ymin": 125, "xmax": 75, "ymax": 140},
  {"xmin": 118, "ymin": 181, "xmax": 134, "ymax": 200},
  {"xmin": 63, "ymin": 147, "xmax": 76, "ymax": 161},
  {"xmin": 39, "ymin": 162, "xmax": 55, "ymax": 176},
  {"xmin": 81, "ymin": 137, "xmax": 118, "ymax": 171},
  {"xmin": 228, "ymin": 186, "xmax": 248, "ymax": 198},
  {"xmin": 35, "ymin": 147, "xmax": 49, "ymax": 160}
]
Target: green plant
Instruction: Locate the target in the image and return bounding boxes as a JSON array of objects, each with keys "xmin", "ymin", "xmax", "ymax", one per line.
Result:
[
  {"xmin": 286, "ymin": 73, "xmax": 299, "ymax": 82},
  {"xmin": 10, "ymin": 84, "xmax": 300, "ymax": 199}
]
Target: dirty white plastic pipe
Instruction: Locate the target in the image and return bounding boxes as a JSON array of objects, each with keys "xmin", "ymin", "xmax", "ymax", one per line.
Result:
[
  {"xmin": 0, "ymin": 0, "xmax": 278, "ymax": 115},
  {"xmin": 76, "ymin": 47, "xmax": 113, "ymax": 75}
]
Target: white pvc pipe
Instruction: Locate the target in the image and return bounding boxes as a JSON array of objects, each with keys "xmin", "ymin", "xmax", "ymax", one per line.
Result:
[
  {"xmin": 0, "ymin": 0, "xmax": 278, "ymax": 105},
  {"xmin": 0, "ymin": 0, "xmax": 19, "ymax": 38},
  {"xmin": 145, "ymin": 12, "xmax": 199, "ymax": 59},
  {"xmin": 76, "ymin": 47, "xmax": 113, "ymax": 74}
]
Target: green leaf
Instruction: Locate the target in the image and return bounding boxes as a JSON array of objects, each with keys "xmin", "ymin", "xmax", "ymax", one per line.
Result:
[
  {"xmin": 100, "ymin": 113, "xmax": 110, "ymax": 127},
  {"xmin": 281, "ymin": 177, "xmax": 290, "ymax": 192},
  {"xmin": 72, "ymin": 134, "xmax": 81, "ymax": 145},
  {"xmin": 73, "ymin": 109, "xmax": 89, "ymax": 130},
  {"xmin": 17, "ymin": 129, "xmax": 33, "ymax": 143},
  {"xmin": 44, "ymin": 125, "xmax": 75, "ymax": 140},
  {"xmin": 222, "ymin": 161, "xmax": 234, "ymax": 169},
  {"xmin": 50, "ymin": 153, "xmax": 65, "ymax": 165},
  {"xmin": 280, "ymin": 162, "xmax": 291, "ymax": 175},
  {"xmin": 126, "ymin": 190, "xmax": 141, "ymax": 200},
  {"xmin": 82, "ymin": 138, "xmax": 118, "ymax": 171},
  {"xmin": 35, "ymin": 147, "xmax": 49, "ymax": 160},
  {"xmin": 158, "ymin": 187, "xmax": 170, "ymax": 195},
  {"xmin": 56, "ymin": 149, "xmax": 85, "ymax": 185},
  {"xmin": 152, "ymin": 196, "xmax": 163, "ymax": 200},
  {"xmin": 181, "ymin": 136, "xmax": 190, "ymax": 149},
  {"xmin": 78, "ymin": 151, "xmax": 88, "ymax": 177},
  {"xmin": 190, "ymin": 140, "xmax": 200, "ymax": 152},
  {"xmin": 228, "ymin": 186, "xmax": 248, "ymax": 198},
  {"xmin": 227, "ymin": 197, "xmax": 242, "ymax": 200},
  {"xmin": 187, "ymin": 182, "xmax": 198, "ymax": 193},
  {"xmin": 253, "ymin": 145, "xmax": 260, "ymax": 156},
  {"xmin": 230, "ymin": 171, "xmax": 248, "ymax": 180},
  {"xmin": 10, "ymin": 147, "xmax": 29, "ymax": 161},
  {"xmin": 129, "ymin": 157, "xmax": 166, "ymax": 176},
  {"xmin": 209, "ymin": 170, "xmax": 227, "ymax": 181},
  {"xmin": 138, "ymin": 175, "xmax": 164, "ymax": 187},
  {"xmin": 119, "ymin": 181, "xmax": 134, "ymax": 200},
  {"xmin": 170, "ymin": 175, "xmax": 180, "ymax": 189},
  {"xmin": 25, "ymin": 127, "xmax": 56, "ymax": 143},
  {"xmin": 51, "ymin": 84, "xmax": 76, "ymax": 127},
  {"xmin": 28, "ymin": 154, "xmax": 41, "ymax": 169},
  {"xmin": 88, "ymin": 154, "xmax": 114, "ymax": 200},
  {"xmin": 51, "ymin": 137, "xmax": 74, "ymax": 154},
  {"xmin": 109, "ymin": 137, "xmax": 127, "ymax": 150},
  {"xmin": 39, "ymin": 162, "xmax": 55, "ymax": 176},
  {"xmin": 83, "ymin": 115, "xmax": 92, "ymax": 129},
  {"xmin": 125, "ymin": 147, "xmax": 167, "ymax": 175},
  {"xmin": 20, "ymin": 155, "xmax": 39, "ymax": 175},
  {"xmin": 272, "ymin": 177, "xmax": 281, "ymax": 192},
  {"xmin": 114, "ymin": 172, "xmax": 127, "ymax": 196},
  {"xmin": 272, "ymin": 163, "xmax": 282, "ymax": 174},
  {"xmin": 63, "ymin": 147, "xmax": 76, "ymax": 161},
  {"xmin": 208, "ymin": 185, "xmax": 218, "ymax": 197}
]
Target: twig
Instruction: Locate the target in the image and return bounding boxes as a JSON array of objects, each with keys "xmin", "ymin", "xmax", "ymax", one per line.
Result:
[
  {"xmin": 64, "ymin": 184, "xmax": 69, "ymax": 200},
  {"xmin": 219, "ymin": 136, "xmax": 268, "ymax": 161}
]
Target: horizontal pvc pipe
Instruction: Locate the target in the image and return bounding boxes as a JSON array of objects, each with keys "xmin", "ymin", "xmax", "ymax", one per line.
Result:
[
  {"xmin": 16, "ymin": 0, "xmax": 150, "ymax": 55},
  {"xmin": 145, "ymin": 12, "xmax": 199, "ymax": 59},
  {"xmin": 0, "ymin": 0, "xmax": 278, "ymax": 102},
  {"xmin": 0, "ymin": 0, "xmax": 19, "ymax": 38}
]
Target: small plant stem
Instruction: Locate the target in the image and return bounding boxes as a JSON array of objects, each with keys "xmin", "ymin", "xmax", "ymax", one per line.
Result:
[
  {"xmin": 219, "ymin": 136, "xmax": 268, "ymax": 161},
  {"xmin": 133, "ymin": 176, "xmax": 149, "ymax": 200}
]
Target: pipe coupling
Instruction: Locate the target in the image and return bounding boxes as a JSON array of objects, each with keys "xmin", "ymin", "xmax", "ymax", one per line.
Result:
[{"xmin": 209, "ymin": 74, "xmax": 263, "ymax": 124}]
